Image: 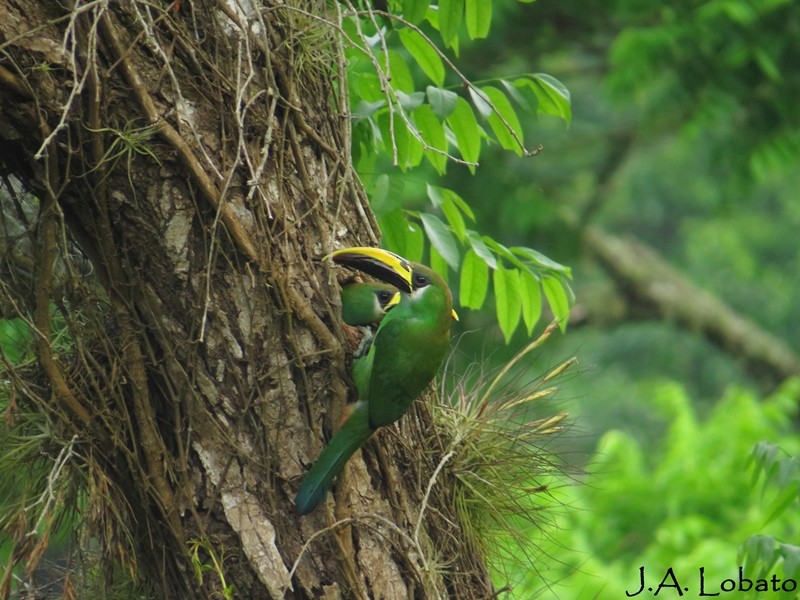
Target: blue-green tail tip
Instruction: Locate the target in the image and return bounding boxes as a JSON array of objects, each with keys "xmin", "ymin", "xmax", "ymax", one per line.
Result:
[{"xmin": 295, "ymin": 482, "xmax": 327, "ymax": 515}]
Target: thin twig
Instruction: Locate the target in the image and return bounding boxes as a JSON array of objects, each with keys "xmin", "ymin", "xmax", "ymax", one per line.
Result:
[
  {"xmin": 289, "ymin": 512, "xmax": 436, "ymax": 597},
  {"xmin": 34, "ymin": 0, "xmax": 107, "ymax": 159},
  {"xmin": 414, "ymin": 449, "xmax": 454, "ymax": 544},
  {"xmin": 25, "ymin": 435, "xmax": 79, "ymax": 534}
]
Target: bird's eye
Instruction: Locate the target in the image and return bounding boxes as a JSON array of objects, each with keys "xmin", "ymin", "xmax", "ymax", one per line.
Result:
[
  {"xmin": 377, "ymin": 291, "xmax": 392, "ymax": 302},
  {"xmin": 413, "ymin": 273, "xmax": 430, "ymax": 288}
]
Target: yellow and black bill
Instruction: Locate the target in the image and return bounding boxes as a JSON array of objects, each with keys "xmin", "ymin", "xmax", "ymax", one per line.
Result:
[{"xmin": 331, "ymin": 247, "xmax": 414, "ymax": 293}]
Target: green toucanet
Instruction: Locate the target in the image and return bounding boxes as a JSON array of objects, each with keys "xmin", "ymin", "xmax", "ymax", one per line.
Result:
[
  {"xmin": 294, "ymin": 247, "xmax": 457, "ymax": 514},
  {"xmin": 341, "ymin": 282, "xmax": 400, "ymax": 387},
  {"xmin": 340, "ymin": 282, "xmax": 400, "ymax": 327}
]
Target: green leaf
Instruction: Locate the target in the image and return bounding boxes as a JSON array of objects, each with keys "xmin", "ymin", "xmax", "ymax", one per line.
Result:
[
  {"xmin": 438, "ymin": 0, "xmax": 464, "ymax": 47},
  {"xmin": 352, "ymin": 119, "xmax": 379, "ymax": 173},
  {"xmin": 396, "ymin": 91, "xmax": 425, "ymax": 112},
  {"xmin": 404, "ymin": 220, "xmax": 425, "ymax": 263},
  {"xmin": 542, "ymin": 275, "xmax": 571, "ymax": 331},
  {"xmin": 493, "ymin": 265, "xmax": 522, "ymax": 343},
  {"xmin": 399, "ymin": 28, "xmax": 445, "ymax": 86},
  {"xmin": 441, "ymin": 194, "xmax": 466, "ymax": 240},
  {"xmin": 427, "ymin": 185, "xmax": 469, "ymax": 239},
  {"xmin": 742, "ymin": 535, "xmax": 777, "ymax": 577},
  {"xmin": 371, "ymin": 173, "xmax": 391, "ymax": 209},
  {"xmin": 484, "ymin": 237, "xmax": 525, "ymax": 270},
  {"xmin": 445, "ymin": 187, "xmax": 475, "ymax": 221},
  {"xmin": 380, "ymin": 210, "xmax": 423, "ymax": 262},
  {"xmin": 775, "ymin": 455, "xmax": 800, "ymax": 488},
  {"xmin": 384, "ymin": 50, "xmax": 416, "ymax": 93},
  {"xmin": 465, "ymin": 0, "xmax": 491, "ymax": 39},
  {"xmin": 430, "ymin": 244, "xmax": 450, "ymax": 284},
  {"xmin": 446, "ymin": 96, "xmax": 481, "ymax": 167},
  {"xmin": 425, "ymin": 8, "xmax": 459, "ymax": 56},
  {"xmin": 481, "ymin": 85, "xmax": 524, "ymax": 155},
  {"xmin": 512, "ymin": 246, "xmax": 572, "ymax": 276},
  {"xmin": 465, "ymin": 230, "xmax": 497, "ymax": 268},
  {"xmin": 468, "ymin": 87, "xmax": 492, "ymax": 118},
  {"xmin": 780, "ymin": 544, "xmax": 800, "ymax": 580},
  {"xmin": 403, "ymin": 0, "xmax": 429, "ymax": 24},
  {"xmin": 0, "ymin": 319, "xmax": 33, "ymax": 363},
  {"xmin": 520, "ymin": 269, "xmax": 542, "ymax": 335},
  {"xmin": 501, "ymin": 78, "xmax": 537, "ymax": 115},
  {"xmin": 426, "ymin": 86, "xmax": 459, "ymax": 120},
  {"xmin": 460, "ymin": 248, "xmax": 488, "ymax": 309},
  {"xmin": 532, "ymin": 73, "xmax": 571, "ymax": 122},
  {"xmin": 420, "ymin": 212, "xmax": 460, "ymax": 269},
  {"xmin": 353, "ymin": 99, "xmax": 387, "ymax": 120},
  {"xmin": 764, "ymin": 483, "xmax": 800, "ymax": 525},
  {"xmin": 377, "ymin": 111, "xmax": 424, "ymax": 169},
  {"xmin": 400, "ymin": 121, "xmax": 426, "ymax": 170},
  {"xmin": 751, "ymin": 441, "xmax": 781, "ymax": 481},
  {"xmin": 348, "ymin": 52, "xmax": 384, "ymax": 102},
  {"xmin": 380, "ymin": 210, "xmax": 407, "ymax": 255},
  {"xmin": 517, "ymin": 74, "xmax": 572, "ymax": 124},
  {"xmin": 413, "ymin": 104, "xmax": 448, "ymax": 174},
  {"xmin": 426, "ymin": 183, "xmax": 445, "ymax": 208},
  {"xmin": 754, "ymin": 47, "xmax": 781, "ymax": 82},
  {"xmin": 757, "ymin": 442, "xmax": 782, "ymax": 469}
]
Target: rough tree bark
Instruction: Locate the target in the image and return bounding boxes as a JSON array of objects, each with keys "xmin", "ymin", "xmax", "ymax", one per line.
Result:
[{"xmin": 0, "ymin": 1, "xmax": 491, "ymax": 598}]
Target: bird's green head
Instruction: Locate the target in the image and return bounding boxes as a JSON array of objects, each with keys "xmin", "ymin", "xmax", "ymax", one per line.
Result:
[
  {"xmin": 340, "ymin": 282, "xmax": 401, "ymax": 326},
  {"xmin": 408, "ymin": 263, "xmax": 458, "ymax": 321}
]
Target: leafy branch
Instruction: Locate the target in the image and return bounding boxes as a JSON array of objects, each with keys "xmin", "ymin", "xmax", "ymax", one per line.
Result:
[
  {"xmin": 380, "ymin": 185, "xmax": 572, "ymax": 342},
  {"xmin": 338, "ymin": 1, "xmax": 574, "ymax": 341}
]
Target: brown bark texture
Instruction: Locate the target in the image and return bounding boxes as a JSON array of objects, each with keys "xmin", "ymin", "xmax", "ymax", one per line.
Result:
[{"xmin": 0, "ymin": 1, "xmax": 492, "ymax": 598}]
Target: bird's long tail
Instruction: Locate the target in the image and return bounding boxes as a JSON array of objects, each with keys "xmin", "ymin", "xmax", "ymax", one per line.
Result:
[{"xmin": 295, "ymin": 402, "xmax": 374, "ymax": 515}]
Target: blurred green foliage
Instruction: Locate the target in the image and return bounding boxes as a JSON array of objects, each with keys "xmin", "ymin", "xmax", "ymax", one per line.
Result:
[
  {"xmin": 0, "ymin": 319, "xmax": 34, "ymax": 364},
  {"xmin": 433, "ymin": 0, "xmax": 800, "ymax": 448},
  {"xmin": 507, "ymin": 380, "xmax": 800, "ymax": 598}
]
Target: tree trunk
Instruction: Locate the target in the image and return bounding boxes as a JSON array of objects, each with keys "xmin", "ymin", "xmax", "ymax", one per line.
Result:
[{"xmin": 0, "ymin": 2, "xmax": 491, "ymax": 598}]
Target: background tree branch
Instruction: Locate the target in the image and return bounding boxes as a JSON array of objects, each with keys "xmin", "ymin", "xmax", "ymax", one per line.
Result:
[{"xmin": 583, "ymin": 226, "xmax": 800, "ymax": 388}]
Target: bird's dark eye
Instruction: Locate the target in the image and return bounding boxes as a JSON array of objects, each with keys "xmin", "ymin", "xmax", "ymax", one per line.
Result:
[
  {"xmin": 413, "ymin": 273, "xmax": 430, "ymax": 288},
  {"xmin": 377, "ymin": 291, "xmax": 392, "ymax": 302}
]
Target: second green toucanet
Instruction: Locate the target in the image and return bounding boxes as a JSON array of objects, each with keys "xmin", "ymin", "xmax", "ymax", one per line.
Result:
[
  {"xmin": 341, "ymin": 282, "xmax": 400, "ymax": 387},
  {"xmin": 294, "ymin": 247, "xmax": 457, "ymax": 514},
  {"xmin": 340, "ymin": 282, "xmax": 400, "ymax": 327}
]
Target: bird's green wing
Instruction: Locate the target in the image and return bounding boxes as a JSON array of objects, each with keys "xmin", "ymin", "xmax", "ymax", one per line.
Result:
[{"xmin": 366, "ymin": 316, "xmax": 443, "ymax": 428}]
